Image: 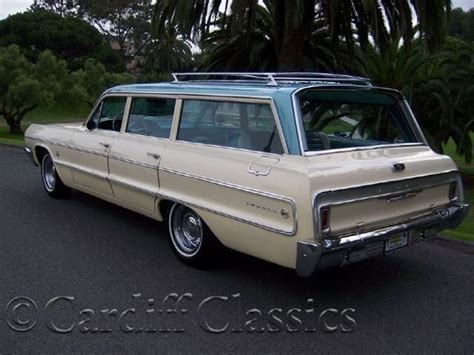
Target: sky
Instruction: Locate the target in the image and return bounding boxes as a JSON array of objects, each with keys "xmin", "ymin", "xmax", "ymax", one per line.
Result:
[{"xmin": 0, "ymin": 0, "xmax": 473, "ymax": 20}]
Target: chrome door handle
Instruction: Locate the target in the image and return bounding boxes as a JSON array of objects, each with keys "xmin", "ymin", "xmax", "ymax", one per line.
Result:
[
  {"xmin": 147, "ymin": 152, "xmax": 160, "ymax": 160},
  {"xmin": 248, "ymin": 163, "xmax": 271, "ymax": 176},
  {"xmin": 99, "ymin": 142, "xmax": 110, "ymax": 149}
]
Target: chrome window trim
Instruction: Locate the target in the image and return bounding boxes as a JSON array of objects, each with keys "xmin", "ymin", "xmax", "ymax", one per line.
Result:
[
  {"xmin": 168, "ymin": 139, "xmax": 285, "ymax": 158},
  {"xmin": 401, "ymin": 99, "xmax": 429, "ymax": 145},
  {"xmin": 83, "ymin": 93, "xmax": 130, "ymax": 132},
  {"xmin": 311, "ymin": 170, "xmax": 459, "ymax": 238},
  {"xmin": 175, "ymin": 96, "xmax": 289, "ymax": 155},
  {"xmin": 291, "ymin": 86, "xmax": 429, "ymax": 157},
  {"xmin": 170, "ymin": 99, "xmax": 182, "ymax": 140},
  {"xmin": 123, "ymin": 95, "xmax": 177, "ymax": 139},
  {"xmin": 303, "ymin": 143, "xmax": 426, "ymax": 157}
]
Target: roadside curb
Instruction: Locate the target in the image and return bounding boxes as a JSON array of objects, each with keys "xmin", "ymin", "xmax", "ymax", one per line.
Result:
[{"xmin": 0, "ymin": 142, "xmax": 25, "ymax": 149}]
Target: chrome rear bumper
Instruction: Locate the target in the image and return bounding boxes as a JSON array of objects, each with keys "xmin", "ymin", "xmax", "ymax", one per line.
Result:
[{"xmin": 296, "ymin": 203, "xmax": 469, "ymax": 277}]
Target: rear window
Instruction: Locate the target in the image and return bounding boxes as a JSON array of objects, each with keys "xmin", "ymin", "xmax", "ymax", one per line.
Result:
[{"xmin": 297, "ymin": 90, "xmax": 418, "ymax": 152}]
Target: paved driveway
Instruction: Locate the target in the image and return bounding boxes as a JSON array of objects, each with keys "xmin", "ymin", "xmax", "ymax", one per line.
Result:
[{"xmin": 0, "ymin": 145, "xmax": 473, "ymax": 352}]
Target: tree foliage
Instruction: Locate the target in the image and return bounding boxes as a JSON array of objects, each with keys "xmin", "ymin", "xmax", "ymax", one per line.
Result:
[
  {"xmin": 199, "ymin": 2, "xmax": 363, "ymax": 72},
  {"xmin": 0, "ymin": 9, "xmax": 124, "ymax": 71},
  {"xmin": 33, "ymin": 0, "xmax": 153, "ymax": 60},
  {"xmin": 142, "ymin": 24, "xmax": 193, "ymax": 76},
  {"xmin": 153, "ymin": 0, "xmax": 452, "ymax": 69},
  {"xmin": 448, "ymin": 7, "xmax": 474, "ymax": 43},
  {"xmin": 0, "ymin": 45, "xmax": 68, "ymax": 134},
  {"xmin": 70, "ymin": 59, "xmax": 135, "ymax": 107},
  {"xmin": 363, "ymin": 38, "xmax": 474, "ymax": 162},
  {"xmin": 0, "ymin": 46, "xmax": 133, "ymax": 134}
]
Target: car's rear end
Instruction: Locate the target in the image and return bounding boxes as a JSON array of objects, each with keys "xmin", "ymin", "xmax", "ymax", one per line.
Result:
[{"xmin": 291, "ymin": 86, "xmax": 469, "ymax": 277}]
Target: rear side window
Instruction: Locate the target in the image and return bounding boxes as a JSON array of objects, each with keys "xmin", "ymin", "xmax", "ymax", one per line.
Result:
[
  {"xmin": 177, "ymin": 99, "xmax": 284, "ymax": 154},
  {"xmin": 126, "ymin": 97, "xmax": 175, "ymax": 139},
  {"xmin": 87, "ymin": 96, "xmax": 127, "ymax": 131}
]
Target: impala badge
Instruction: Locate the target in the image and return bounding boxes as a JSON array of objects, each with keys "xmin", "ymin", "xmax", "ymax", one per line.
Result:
[{"xmin": 392, "ymin": 163, "xmax": 406, "ymax": 172}]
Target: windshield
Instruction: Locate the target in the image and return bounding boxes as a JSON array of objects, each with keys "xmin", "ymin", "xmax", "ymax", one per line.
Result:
[{"xmin": 297, "ymin": 90, "xmax": 418, "ymax": 152}]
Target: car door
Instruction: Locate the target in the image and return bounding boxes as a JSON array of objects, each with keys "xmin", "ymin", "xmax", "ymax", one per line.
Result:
[
  {"xmin": 107, "ymin": 96, "xmax": 176, "ymax": 213},
  {"xmin": 69, "ymin": 95, "xmax": 127, "ymax": 197},
  {"xmin": 159, "ymin": 97, "xmax": 296, "ymax": 235}
]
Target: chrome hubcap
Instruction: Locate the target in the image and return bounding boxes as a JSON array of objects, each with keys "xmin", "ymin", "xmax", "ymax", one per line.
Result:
[
  {"xmin": 170, "ymin": 205, "xmax": 203, "ymax": 256},
  {"xmin": 42, "ymin": 155, "xmax": 56, "ymax": 191}
]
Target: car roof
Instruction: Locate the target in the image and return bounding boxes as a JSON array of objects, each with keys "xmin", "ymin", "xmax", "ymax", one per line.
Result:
[{"xmin": 105, "ymin": 72, "xmax": 375, "ymax": 99}]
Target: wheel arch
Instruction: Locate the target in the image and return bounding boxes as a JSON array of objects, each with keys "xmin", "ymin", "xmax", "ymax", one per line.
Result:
[
  {"xmin": 157, "ymin": 198, "xmax": 225, "ymax": 244},
  {"xmin": 34, "ymin": 145, "xmax": 52, "ymax": 166}
]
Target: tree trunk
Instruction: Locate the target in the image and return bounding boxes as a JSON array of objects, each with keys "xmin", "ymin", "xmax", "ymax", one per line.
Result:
[
  {"xmin": 277, "ymin": 27, "xmax": 306, "ymax": 70},
  {"xmin": 3, "ymin": 114, "xmax": 24, "ymax": 135},
  {"xmin": 9, "ymin": 120, "xmax": 23, "ymax": 135}
]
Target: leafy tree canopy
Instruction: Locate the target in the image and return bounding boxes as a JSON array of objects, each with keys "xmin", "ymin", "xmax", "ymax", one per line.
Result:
[
  {"xmin": 0, "ymin": 9, "xmax": 124, "ymax": 71},
  {"xmin": 0, "ymin": 46, "xmax": 134, "ymax": 134},
  {"xmin": 448, "ymin": 7, "xmax": 474, "ymax": 43},
  {"xmin": 33, "ymin": 0, "xmax": 153, "ymax": 60},
  {"xmin": 69, "ymin": 59, "xmax": 135, "ymax": 107},
  {"xmin": 0, "ymin": 45, "xmax": 68, "ymax": 134}
]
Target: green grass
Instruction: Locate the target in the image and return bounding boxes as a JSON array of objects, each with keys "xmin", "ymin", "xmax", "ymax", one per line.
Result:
[
  {"xmin": 0, "ymin": 106, "xmax": 472, "ymax": 241},
  {"xmin": 442, "ymin": 134, "xmax": 474, "ymax": 242},
  {"xmin": 0, "ymin": 103, "xmax": 89, "ymax": 145},
  {"xmin": 442, "ymin": 135, "xmax": 474, "ymax": 176}
]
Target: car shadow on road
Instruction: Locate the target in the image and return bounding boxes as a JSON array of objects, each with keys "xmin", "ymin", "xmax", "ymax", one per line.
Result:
[{"xmin": 71, "ymin": 189, "xmax": 438, "ymax": 301}]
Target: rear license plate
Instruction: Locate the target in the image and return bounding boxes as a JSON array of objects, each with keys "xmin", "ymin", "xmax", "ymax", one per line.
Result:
[{"xmin": 385, "ymin": 232, "xmax": 409, "ymax": 253}]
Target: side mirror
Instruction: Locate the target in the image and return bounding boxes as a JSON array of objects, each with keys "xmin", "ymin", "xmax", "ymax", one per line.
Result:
[{"xmin": 86, "ymin": 119, "xmax": 97, "ymax": 130}]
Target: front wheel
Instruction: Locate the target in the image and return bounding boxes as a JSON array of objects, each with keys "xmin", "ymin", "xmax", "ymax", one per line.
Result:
[
  {"xmin": 41, "ymin": 153, "xmax": 70, "ymax": 198},
  {"xmin": 168, "ymin": 203, "xmax": 220, "ymax": 267}
]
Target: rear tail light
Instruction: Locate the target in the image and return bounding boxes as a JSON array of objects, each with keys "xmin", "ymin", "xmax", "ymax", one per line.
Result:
[
  {"xmin": 449, "ymin": 182, "xmax": 457, "ymax": 200},
  {"xmin": 320, "ymin": 207, "xmax": 330, "ymax": 231}
]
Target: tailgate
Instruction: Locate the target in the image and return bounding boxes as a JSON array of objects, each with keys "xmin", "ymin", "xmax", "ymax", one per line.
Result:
[{"xmin": 314, "ymin": 172, "xmax": 459, "ymax": 237}]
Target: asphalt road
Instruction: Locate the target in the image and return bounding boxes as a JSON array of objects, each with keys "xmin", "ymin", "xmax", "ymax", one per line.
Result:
[{"xmin": 0, "ymin": 145, "xmax": 473, "ymax": 353}]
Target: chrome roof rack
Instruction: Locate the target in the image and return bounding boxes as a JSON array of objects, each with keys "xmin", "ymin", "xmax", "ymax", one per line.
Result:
[{"xmin": 171, "ymin": 72, "xmax": 372, "ymax": 86}]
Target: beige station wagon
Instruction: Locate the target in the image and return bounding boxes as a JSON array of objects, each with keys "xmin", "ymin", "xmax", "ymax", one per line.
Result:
[{"xmin": 24, "ymin": 72, "xmax": 469, "ymax": 277}]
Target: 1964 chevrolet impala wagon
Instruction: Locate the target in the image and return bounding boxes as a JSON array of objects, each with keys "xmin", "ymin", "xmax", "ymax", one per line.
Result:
[{"xmin": 24, "ymin": 72, "xmax": 469, "ymax": 277}]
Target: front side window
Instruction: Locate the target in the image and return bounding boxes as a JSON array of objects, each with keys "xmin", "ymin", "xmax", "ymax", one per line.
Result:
[
  {"xmin": 126, "ymin": 97, "xmax": 175, "ymax": 138},
  {"xmin": 87, "ymin": 96, "xmax": 127, "ymax": 131},
  {"xmin": 297, "ymin": 90, "xmax": 417, "ymax": 152},
  {"xmin": 177, "ymin": 99, "xmax": 284, "ymax": 154}
]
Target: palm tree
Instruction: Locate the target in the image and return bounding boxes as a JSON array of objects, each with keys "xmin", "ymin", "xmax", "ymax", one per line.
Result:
[
  {"xmin": 152, "ymin": 0, "xmax": 452, "ymax": 70},
  {"xmin": 143, "ymin": 23, "xmax": 193, "ymax": 76},
  {"xmin": 363, "ymin": 38, "xmax": 474, "ymax": 162},
  {"xmin": 199, "ymin": 1, "xmax": 364, "ymax": 72}
]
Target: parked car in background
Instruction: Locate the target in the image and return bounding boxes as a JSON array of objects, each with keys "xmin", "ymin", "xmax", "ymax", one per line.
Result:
[{"xmin": 24, "ymin": 72, "xmax": 469, "ymax": 277}]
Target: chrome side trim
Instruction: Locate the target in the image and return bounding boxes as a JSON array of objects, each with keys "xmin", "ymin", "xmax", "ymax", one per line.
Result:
[
  {"xmin": 159, "ymin": 166, "xmax": 297, "ymax": 236},
  {"xmin": 26, "ymin": 136, "xmax": 109, "ymax": 158},
  {"xmin": 55, "ymin": 160, "xmax": 108, "ymax": 179},
  {"xmin": 108, "ymin": 176, "xmax": 157, "ymax": 196},
  {"xmin": 157, "ymin": 192, "xmax": 295, "ymax": 236},
  {"xmin": 108, "ymin": 154, "xmax": 157, "ymax": 169}
]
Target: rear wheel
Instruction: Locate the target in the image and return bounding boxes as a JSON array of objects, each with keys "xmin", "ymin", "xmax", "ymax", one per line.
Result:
[
  {"xmin": 168, "ymin": 203, "xmax": 219, "ymax": 266},
  {"xmin": 41, "ymin": 153, "xmax": 70, "ymax": 198}
]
